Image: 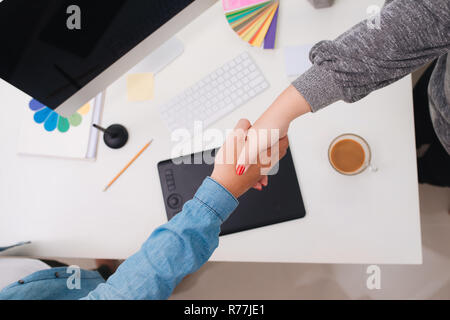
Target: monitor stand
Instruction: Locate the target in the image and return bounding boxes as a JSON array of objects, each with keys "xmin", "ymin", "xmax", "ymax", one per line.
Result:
[
  {"xmin": 94, "ymin": 37, "xmax": 185, "ymax": 150},
  {"xmin": 128, "ymin": 37, "xmax": 185, "ymax": 75}
]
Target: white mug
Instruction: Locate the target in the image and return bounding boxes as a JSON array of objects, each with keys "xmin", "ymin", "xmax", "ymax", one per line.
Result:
[{"xmin": 328, "ymin": 134, "xmax": 378, "ymax": 176}]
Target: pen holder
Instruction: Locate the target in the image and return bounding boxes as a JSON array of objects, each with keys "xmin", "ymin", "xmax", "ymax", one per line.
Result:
[
  {"xmin": 308, "ymin": 0, "xmax": 334, "ymax": 9},
  {"xmin": 93, "ymin": 124, "xmax": 129, "ymax": 149}
]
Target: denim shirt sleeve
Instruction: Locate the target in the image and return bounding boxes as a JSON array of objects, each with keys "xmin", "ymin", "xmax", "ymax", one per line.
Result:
[{"xmin": 82, "ymin": 177, "xmax": 238, "ymax": 300}]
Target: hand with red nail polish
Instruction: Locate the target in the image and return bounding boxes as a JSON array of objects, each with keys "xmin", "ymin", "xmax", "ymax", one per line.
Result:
[
  {"xmin": 236, "ymin": 165, "xmax": 245, "ymax": 176},
  {"xmin": 235, "ymin": 86, "xmax": 311, "ymax": 190},
  {"xmin": 211, "ymin": 119, "xmax": 289, "ymax": 198}
]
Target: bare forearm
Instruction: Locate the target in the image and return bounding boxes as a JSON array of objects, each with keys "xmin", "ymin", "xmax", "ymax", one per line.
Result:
[
  {"xmin": 257, "ymin": 85, "xmax": 312, "ymax": 136},
  {"xmin": 275, "ymin": 85, "xmax": 312, "ymax": 121}
]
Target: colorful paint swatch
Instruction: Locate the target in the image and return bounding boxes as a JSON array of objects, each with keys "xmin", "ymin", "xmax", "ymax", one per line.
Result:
[
  {"xmin": 223, "ymin": 0, "xmax": 279, "ymax": 49},
  {"xmin": 28, "ymin": 99, "xmax": 91, "ymax": 133},
  {"xmin": 249, "ymin": 4, "xmax": 278, "ymax": 46},
  {"xmin": 127, "ymin": 73, "xmax": 155, "ymax": 102},
  {"xmin": 231, "ymin": 5, "xmax": 268, "ymax": 31},
  {"xmin": 264, "ymin": 6, "xmax": 279, "ymax": 49},
  {"xmin": 19, "ymin": 96, "xmax": 98, "ymax": 160},
  {"xmin": 226, "ymin": 1, "xmax": 270, "ymax": 23},
  {"xmin": 239, "ymin": 3, "xmax": 276, "ymax": 40},
  {"xmin": 223, "ymin": 0, "xmax": 269, "ymax": 12}
]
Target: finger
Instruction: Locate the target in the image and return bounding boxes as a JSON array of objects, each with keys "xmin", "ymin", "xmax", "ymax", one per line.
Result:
[
  {"xmin": 260, "ymin": 176, "xmax": 269, "ymax": 187},
  {"xmin": 234, "ymin": 118, "xmax": 252, "ymax": 131},
  {"xmin": 260, "ymin": 137, "xmax": 289, "ymax": 175},
  {"xmin": 267, "ymin": 136, "xmax": 289, "ymax": 164},
  {"xmin": 278, "ymin": 136, "xmax": 289, "ymax": 160},
  {"xmin": 226, "ymin": 118, "xmax": 251, "ymax": 147},
  {"xmin": 253, "ymin": 182, "xmax": 263, "ymax": 191},
  {"xmin": 236, "ymin": 127, "xmax": 261, "ymax": 176},
  {"xmin": 253, "ymin": 177, "xmax": 267, "ymax": 189},
  {"xmin": 233, "ymin": 119, "xmax": 251, "ymax": 160},
  {"xmin": 222, "ymin": 119, "xmax": 251, "ymax": 166},
  {"xmin": 279, "ymin": 136, "xmax": 289, "ymax": 154}
]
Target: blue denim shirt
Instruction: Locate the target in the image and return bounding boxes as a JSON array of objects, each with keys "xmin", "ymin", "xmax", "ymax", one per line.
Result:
[{"xmin": 0, "ymin": 178, "xmax": 238, "ymax": 300}]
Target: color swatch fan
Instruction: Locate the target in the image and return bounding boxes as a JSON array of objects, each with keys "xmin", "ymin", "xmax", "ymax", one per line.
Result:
[
  {"xmin": 18, "ymin": 98, "xmax": 101, "ymax": 160},
  {"xmin": 223, "ymin": 0, "xmax": 279, "ymax": 49}
]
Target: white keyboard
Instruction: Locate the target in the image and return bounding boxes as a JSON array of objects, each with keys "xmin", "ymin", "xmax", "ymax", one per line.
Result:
[{"xmin": 159, "ymin": 52, "xmax": 269, "ymax": 133}]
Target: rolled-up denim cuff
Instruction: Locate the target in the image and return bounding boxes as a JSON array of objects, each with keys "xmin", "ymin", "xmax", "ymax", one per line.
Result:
[{"xmin": 194, "ymin": 177, "xmax": 239, "ymax": 222}]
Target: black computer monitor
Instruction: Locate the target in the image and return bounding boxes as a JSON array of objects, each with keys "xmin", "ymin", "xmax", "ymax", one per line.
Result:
[{"xmin": 0, "ymin": 0, "xmax": 215, "ymax": 116}]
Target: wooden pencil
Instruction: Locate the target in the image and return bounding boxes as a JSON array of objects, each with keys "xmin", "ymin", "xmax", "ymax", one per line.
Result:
[{"xmin": 103, "ymin": 140, "xmax": 153, "ymax": 192}]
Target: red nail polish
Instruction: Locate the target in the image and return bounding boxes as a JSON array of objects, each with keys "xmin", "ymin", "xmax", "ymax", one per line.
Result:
[{"xmin": 236, "ymin": 165, "xmax": 244, "ymax": 176}]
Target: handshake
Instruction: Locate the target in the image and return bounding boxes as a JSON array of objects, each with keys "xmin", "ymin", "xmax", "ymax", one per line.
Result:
[{"xmin": 211, "ymin": 119, "xmax": 289, "ymax": 199}]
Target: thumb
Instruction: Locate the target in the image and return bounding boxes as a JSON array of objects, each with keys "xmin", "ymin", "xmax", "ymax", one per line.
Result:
[{"xmin": 236, "ymin": 128, "xmax": 264, "ymax": 176}]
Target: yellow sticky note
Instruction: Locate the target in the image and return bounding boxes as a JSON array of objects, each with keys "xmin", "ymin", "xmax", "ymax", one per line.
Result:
[{"xmin": 127, "ymin": 73, "xmax": 154, "ymax": 102}]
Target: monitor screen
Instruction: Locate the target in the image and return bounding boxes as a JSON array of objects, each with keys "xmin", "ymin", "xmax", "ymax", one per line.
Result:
[{"xmin": 0, "ymin": 0, "xmax": 195, "ymax": 110}]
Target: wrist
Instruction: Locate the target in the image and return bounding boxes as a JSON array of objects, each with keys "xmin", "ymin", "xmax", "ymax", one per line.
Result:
[
  {"xmin": 273, "ymin": 85, "xmax": 312, "ymax": 123},
  {"xmin": 210, "ymin": 173, "xmax": 241, "ymax": 198}
]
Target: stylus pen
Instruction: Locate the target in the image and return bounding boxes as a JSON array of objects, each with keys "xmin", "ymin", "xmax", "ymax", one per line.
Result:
[
  {"xmin": 103, "ymin": 140, "xmax": 154, "ymax": 192},
  {"xmin": 0, "ymin": 241, "xmax": 31, "ymax": 252}
]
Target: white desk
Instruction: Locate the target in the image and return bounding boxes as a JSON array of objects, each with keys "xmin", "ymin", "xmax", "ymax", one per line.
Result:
[{"xmin": 0, "ymin": 0, "xmax": 422, "ymax": 264}]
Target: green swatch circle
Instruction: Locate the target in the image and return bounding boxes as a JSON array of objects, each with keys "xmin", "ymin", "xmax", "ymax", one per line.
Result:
[
  {"xmin": 58, "ymin": 117, "xmax": 70, "ymax": 133},
  {"xmin": 69, "ymin": 113, "xmax": 82, "ymax": 127}
]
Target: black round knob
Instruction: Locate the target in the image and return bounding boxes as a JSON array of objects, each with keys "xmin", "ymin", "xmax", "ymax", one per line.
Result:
[
  {"xmin": 167, "ymin": 194, "xmax": 183, "ymax": 210},
  {"xmin": 104, "ymin": 124, "xmax": 129, "ymax": 149}
]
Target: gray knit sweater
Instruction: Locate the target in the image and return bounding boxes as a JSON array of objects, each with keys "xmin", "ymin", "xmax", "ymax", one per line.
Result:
[{"xmin": 293, "ymin": 0, "xmax": 450, "ymax": 154}]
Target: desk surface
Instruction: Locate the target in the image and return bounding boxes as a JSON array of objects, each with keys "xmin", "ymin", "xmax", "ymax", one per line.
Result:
[{"xmin": 0, "ymin": 0, "xmax": 422, "ymax": 264}]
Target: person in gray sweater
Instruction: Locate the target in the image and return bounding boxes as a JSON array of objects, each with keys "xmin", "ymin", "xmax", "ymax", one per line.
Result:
[{"xmin": 236, "ymin": 0, "xmax": 450, "ymax": 187}]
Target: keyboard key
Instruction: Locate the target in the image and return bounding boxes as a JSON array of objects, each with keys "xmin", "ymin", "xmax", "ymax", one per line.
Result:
[{"xmin": 159, "ymin": 52, "xmax": 270, "ymax": 132}]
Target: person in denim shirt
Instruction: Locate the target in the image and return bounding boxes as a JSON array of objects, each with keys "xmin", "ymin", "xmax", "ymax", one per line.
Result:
[{"xmin": 0, "ymin": 119, "xmax": 289, "ymax": 300}]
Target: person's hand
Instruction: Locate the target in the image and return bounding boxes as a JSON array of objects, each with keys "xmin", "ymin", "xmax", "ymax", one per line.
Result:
[
  {"xmin": 211, "ymin": 119, "xmax": 289, "ymax": 198},
  {"xmin": 235, "ymin": 85, "xmax": 311, "ymax": 177}
]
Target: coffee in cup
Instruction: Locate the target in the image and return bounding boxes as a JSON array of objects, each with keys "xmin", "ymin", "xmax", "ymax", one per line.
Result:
[{"xmin": 328, "ymin": 134, "xmax": 374, "ymax": 175}]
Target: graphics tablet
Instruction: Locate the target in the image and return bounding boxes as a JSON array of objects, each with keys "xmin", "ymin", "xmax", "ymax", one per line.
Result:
[{"xmin": 157, "ymin": 148, "xmax": 306, "ymax": 236}]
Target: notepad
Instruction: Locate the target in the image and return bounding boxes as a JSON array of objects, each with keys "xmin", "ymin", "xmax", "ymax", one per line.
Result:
[
  {"xmin": 284, "ymin": 45, "xmax": 314, "ymax": 77},
  {"xmin": 18, "ymin": 95, "xmax": 102, "ymax": 160},
  {"xmin": 127, "ymin": 73, "xmax": 154, "ymax": 102}
]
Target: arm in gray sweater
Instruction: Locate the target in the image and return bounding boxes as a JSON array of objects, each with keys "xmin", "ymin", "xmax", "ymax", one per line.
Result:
[
  {"xmin": 235, "ymin": 0, "xmax": 450, "ymax": 169},
  {"xmin": 292, "ymin": 0, "xmax": 450, "ymax": 111}
]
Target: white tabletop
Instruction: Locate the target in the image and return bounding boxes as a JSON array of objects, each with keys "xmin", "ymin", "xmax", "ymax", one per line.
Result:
[{"xmin": 0, "ymin": 0, "xmax": 422, "ymax": 264}]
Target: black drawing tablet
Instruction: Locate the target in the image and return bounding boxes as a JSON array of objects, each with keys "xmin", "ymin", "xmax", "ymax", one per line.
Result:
[{"xmin": 157, "ymin": 148, "xmax": 306, "ymax": 236}]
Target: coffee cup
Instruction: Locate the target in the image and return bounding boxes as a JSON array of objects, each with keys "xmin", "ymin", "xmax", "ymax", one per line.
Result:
[{"xmin": 328, "ymin": 134, "xmax": 377, "ymax": 175}]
